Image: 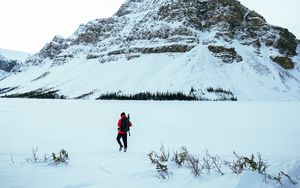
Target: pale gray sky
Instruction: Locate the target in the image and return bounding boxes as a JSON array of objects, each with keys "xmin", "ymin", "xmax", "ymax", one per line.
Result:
[{"xmin": 0, "ymin": 0, "xmax": 299, "ymax": 53}]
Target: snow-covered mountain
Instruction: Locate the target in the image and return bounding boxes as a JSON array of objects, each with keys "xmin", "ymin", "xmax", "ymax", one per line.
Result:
[
  {"xmin": 0, "ymin": 49, "xmax": 32, "ymax": 80},
  {"xmin": 0, "ymin": 48, "xmax": 31, "ymax": 62},
  {"xmin": 0, "ymin": 52, "xmax": 22, "ymax": 80},
  {"xmin": 0, "ymin": 0, "xmax": 299, "ymax": 100}
]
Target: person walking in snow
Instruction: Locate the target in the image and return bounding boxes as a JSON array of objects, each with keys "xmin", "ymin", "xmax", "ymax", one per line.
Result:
[{"xmin": 116, "ymin": 112, "xmax": 132, "ymax": 152}]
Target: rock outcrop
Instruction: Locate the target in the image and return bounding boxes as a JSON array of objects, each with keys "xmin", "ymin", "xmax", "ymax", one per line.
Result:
[
  {"xmin": 208, "ymin": 45, "xmax": 243, "ymax": 63},
  {"xmin": 38, "ymin": 36, "xmax": 69, "ymax": 59},
  {"xmin": 272, "ymin": 56, "xmax": 295, "ymax": 69}
]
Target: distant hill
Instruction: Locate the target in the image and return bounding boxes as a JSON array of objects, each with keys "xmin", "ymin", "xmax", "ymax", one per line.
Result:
[
  {"xmin": 0, "ymin": 49, "xmax": 32, "ymax": 79},
  {"xmin": 0, "ymin": 48, "xmax": 32, "ymax": 63}
]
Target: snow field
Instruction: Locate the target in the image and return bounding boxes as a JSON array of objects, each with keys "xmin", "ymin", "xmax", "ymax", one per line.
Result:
[{"xmin": 0, "ymin": 99, "xmax": 299, "ymax": 188}]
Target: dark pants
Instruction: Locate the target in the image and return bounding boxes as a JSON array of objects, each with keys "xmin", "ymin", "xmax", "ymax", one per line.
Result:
[{"xmin": 116, "ymin": 133, "xmax": 127, "ymax": 148}]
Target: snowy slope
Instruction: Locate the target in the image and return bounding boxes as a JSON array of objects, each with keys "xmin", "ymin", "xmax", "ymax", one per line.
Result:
[
  {"xmin": 0, "ymin": 99, "xmax": 299, "ymax": 188},
  {"xmin": 0, "ymin": 0, "xmax": 299, "ymax": 100},
  {"xmin": 0, "ymin": 70, "xmax": 8, "ymax": 80}
]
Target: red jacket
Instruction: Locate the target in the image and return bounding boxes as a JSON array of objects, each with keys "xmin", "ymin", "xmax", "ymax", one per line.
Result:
[{"xmin": 117, "ymin": 115, "xmax": 132, "ymax": 134}]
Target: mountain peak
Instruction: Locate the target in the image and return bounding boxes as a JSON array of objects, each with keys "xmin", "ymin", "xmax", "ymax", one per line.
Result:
[{"xmin": 73, "ymin": 0, "xmax": 297, "ymax": 57}]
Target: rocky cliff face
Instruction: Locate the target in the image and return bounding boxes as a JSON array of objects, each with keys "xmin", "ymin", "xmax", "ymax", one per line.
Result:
[
  {"xmin": 0, "ymin": 0, "xmax": 299, "ymax": 100},
  {"xmin": 23, "ymin": 0, "xmax": 298, "ymax": 69},
  {"xmin": 0, "ymin": 55, "xmax": 18, "ymax": 72}
]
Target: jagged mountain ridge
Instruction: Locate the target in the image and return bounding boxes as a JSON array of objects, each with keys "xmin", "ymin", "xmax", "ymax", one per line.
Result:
[{"xmin": 0, "ymin": 0, "xmax": 299, "ymax": 100}]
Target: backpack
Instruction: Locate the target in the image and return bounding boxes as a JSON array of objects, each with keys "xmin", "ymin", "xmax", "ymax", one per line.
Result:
[{"xmin": 120, "ymin": 116, "xmax": 130, "ymax": 132}]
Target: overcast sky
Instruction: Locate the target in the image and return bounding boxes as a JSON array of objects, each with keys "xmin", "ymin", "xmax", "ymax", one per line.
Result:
[{"xmin": 0, "ymin": 0, "xmax": 299, "ymax": 53}]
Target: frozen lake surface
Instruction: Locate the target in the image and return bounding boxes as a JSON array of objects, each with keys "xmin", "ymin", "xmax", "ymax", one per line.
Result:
[{"xmin": 0, "ymin": 99, "xmax": 299, "ymax": 188}]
